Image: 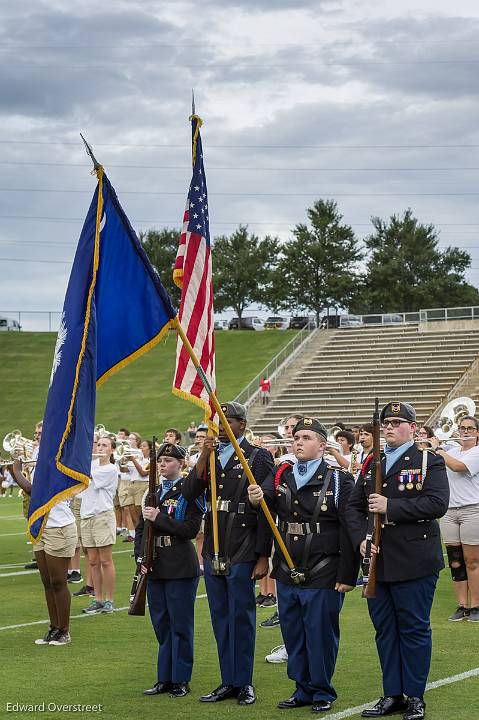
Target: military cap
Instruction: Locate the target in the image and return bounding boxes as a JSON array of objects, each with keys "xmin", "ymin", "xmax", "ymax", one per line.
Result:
[
  {"xmin": 220, "ymin": 401, "xmax": 247, "ymax": 421},
  {"xmin": 380, "ymin": 402, "xmax": 416, "ymax": 424},
  {"xmin": 292, "ymin": 417, "xmax": 328, "ymax": 440},
  {"xmin": 156, "ymin": 443, "xmax": 187, "ymax": 460},
  {"xmin": 197, "ymin": 423, "xmax": 209, "ymax": 431}
]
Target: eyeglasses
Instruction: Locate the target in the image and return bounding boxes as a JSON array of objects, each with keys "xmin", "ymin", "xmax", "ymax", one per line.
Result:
[
  {"xmin": 459, "ymin": 426, "xmax": 478, "ymax": 433},
  {"xmin": 382, "ymin": 419, "xmax": 409, "ymax": 429}
]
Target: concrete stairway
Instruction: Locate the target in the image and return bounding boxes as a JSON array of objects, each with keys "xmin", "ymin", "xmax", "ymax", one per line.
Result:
[{"xmin": 251, "ymin": 324, "xmax": 479, "ymax": 434}]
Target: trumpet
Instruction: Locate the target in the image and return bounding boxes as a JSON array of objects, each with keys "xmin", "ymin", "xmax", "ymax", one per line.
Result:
[{"xmin": 3, "ymin": 430, "xmax": 35, "ymax": 461}]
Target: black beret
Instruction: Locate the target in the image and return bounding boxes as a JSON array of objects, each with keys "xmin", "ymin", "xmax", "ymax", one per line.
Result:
[
  {"xmin": 292, "ymin": 417, "xmax": 328, "ymax": 439},
  {"xmin": 380, "ymin": 402, "xmax": 416, "ymax": 424},
  {"xmin": 220, "ymin": 401, "xmax": 247, "ymax": 421},
  {"xmin": 156, "ymin": 443, "xmax": 187, "ymax": 460}
]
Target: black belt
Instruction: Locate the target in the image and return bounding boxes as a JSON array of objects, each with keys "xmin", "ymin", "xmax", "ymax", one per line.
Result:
[{"xmin": 278, "ymin": 521, "xmax": 321, "ymax": 535}]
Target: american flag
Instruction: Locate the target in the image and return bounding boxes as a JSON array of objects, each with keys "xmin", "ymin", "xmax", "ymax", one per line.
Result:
[{"xmin": 172, "ymin": 114, "xmax": 217, "ymax": 429}]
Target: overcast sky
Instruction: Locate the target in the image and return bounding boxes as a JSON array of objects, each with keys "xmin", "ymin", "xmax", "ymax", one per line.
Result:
[{"xmin": 1, "ymin": 0, "xmax": 479, "ymax": 329}]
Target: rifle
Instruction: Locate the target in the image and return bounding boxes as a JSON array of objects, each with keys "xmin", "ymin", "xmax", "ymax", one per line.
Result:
[
  {"xmin": 128, "ymin": 436, "xmax": 157, "ymax": 616},
  {"xmin": 362, "ymin": 398, "xmax": 382, "ymax": 599}
]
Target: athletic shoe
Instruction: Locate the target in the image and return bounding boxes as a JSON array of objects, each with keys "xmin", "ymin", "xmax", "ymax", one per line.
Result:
[
  {"xmin": 67, "ymin": 571, "xmax": 83, "ymax": 584},
  {"xmin": 260, "ymin": 593, "xmax": 277, "ymax": 608},
  {"xmin": 265, "ymin": 644, "xmax": 288, "ymax": 663},
  {"xmin": 49, "ymin": 630, "xmax": 71, "ymax": 646},
  {"xmin": 260, "ymin": 610, "xmax": 280, "ymax": 628},
  {"xmin": 82, "ymin": 600, "xmax": 104, "ymax": 614},
  {"xmin": 255, "ymin": 593, "xmax": 266, "ymax": 605},
  {"xmin": 35, "ymin": 627, "xmax": 57, "ymax": 645},
  {"xmin": 73, "ymin": 585, "xmax": 94, "ymax": 597},
  {"xmin": 448, "ymin": 606, "xmax": 470, "ymax": 621},
  {"xmin": 468, "ymin": 607, "xmax": 479, "ymax": 622},
  {"xmin": 24, "ymin": 561, "xmax": 38, "ymax": 570},
  {"xmin": 123, "ymin": 535, "xmax": 134, "ymax": 543},
  {"xmin": 101, "ymin": 600, "xmax": 114, "ymax": 614}
]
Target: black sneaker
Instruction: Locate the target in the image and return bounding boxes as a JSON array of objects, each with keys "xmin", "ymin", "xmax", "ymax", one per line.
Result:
[
  {"xmin": 67, "ymin": 571, "xmax": 83, "ymax": 584},
  {"xmin": 448, "ymin": 605, "xmax": 470, "ymax": 621},
  {"xmin": 49, "ymin": 629, "xmax": 71, "ymax": 645},
  {"xmin": 24, "ymin": 561, "xmax": 38, "ymax": 570},
  {"xmin": 260, "ymin": 593, "xmax": 277, "ymax": 608},
  {"xmin": 255, "ymin": 593, "xmax": 266, "ymax": 605},
  {"xmin": 35, "ymin": 627, "xmax": 58, "ymax": 645},
  {"xmin": 468, "ymin": 606, "xmax": 479, "ymax": 622},
  {"xmin": 73, "ymin": 585, "xmax": 94, "ymax": 597},
  {"xmin": 260, "ymin": 610, "xmax": 280, "ymax": 628}
]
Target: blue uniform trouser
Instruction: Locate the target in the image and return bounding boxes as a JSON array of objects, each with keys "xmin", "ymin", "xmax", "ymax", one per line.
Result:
[
  {"xmin": 277, "ymin": 581, "xmax": 345, "ymax": 703},
  {"xmin": 147, "ymin": 576, "xmax": 199, "ymax": 683},
  {"xmin": 367, "ymin": 574, "xmax": 438, "ymax": 698},
  {"xmin": 204, "ymin": 559, "xmax": 256, "ymax": 686}
]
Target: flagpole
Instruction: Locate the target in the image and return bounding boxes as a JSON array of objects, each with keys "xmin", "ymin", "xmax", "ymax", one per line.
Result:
[{"xmin": 173, "ymin": 316, "xmax": 303, "ymax": 582}]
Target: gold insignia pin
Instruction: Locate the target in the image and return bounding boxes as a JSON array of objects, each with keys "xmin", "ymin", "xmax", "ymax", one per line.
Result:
[
  {"xmin": 221, "ymin": 405, "xmax": 228, "ymax": 412},
  {"xmin": 165, "ymin": 445, "xmax": 172, "ymax": 455},
  {"xmin": 304, "ymin": 418, "xmax": 313, "ymax": 426},
  {"xmin": 391, "ymin": 402, "xmax": 401, "ymax": 413}
]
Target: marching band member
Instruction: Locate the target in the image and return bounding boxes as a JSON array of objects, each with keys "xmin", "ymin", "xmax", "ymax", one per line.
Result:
[
  {"xmin": 116, "ymin": 427, "xmax": 136, "ymax": 542},
  {"xmin": 126, "ymin": 432, "xmax": 147, "ymax": 529},
  {"xmin": 182, "ymin": 402, "xmax": 273, "ymax": 706},
  {"xmin": 260, "ymin": 417, "xmax": 358, "ymax": 712},
  {"xmin": 347, "ymin": 402, "xmax": 449, "ymax": 720},
  {"xmin": 138, "ymin": 443, "xmax": 205, "ymax": 699},
  {"xmin": 80, "ymin": 435, "xmax": 118, "ymax": 615},
  {"xmin": 11, "ymin": 459, "xmax": 78, "ymax": 646}
]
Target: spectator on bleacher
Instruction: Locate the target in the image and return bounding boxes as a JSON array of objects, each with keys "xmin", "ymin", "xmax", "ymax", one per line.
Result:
[
  {"xmin": 259, "ymin": 377, "xmax": 271, "ymax": 406},
  {"xmin": 433, "ymin": 416, "xmax": 479, "ymax": 622},
  {"xmin": 164, "ymin": 428, "xmax": 183, "ymax": 445},
  {"xmin": 80, "ymin": 435, "xmax": 118, "ymax": 615}
]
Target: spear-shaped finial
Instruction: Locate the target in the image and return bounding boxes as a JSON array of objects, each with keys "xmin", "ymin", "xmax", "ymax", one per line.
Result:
[
  {"xmin": 80, "ymin": 133, "xmax": 101, "ymax": 172},
  {"xmin": 192, "ymin": 89, "xmax": 196, "ymax": 116}
]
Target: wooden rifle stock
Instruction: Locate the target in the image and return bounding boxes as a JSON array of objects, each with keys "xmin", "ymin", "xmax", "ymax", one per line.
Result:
[
  {"xmin": 128, "ymin": 436, "xmax": 157, "ymax": 616},
  {"xmin": 362, "ymin": 399, "xmax": 382, "ymax": 599}
]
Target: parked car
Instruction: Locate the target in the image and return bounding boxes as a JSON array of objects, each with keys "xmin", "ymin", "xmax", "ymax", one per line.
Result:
[
  {"xmin": 289, "ymin": 316, "xmax": 316, "ymax": 330},
  {"xmin": 228, "ymin": 316, "xmax": 265, "ymax": 331},
  {"xmin": 264, "ymin": 316, "xmax": 289, "ymax": 330},
  {"xmin": 214, "ymin": 320, "xmax": 229, "ymax": 331},
  {"xmin": 339, "ymin": 314, "xmax": 363, "ymax": 328},
  {"xmin": 0, "ymin": 316, "xmax": 21, "ymax": 331},
  {"xmin": 382, "ymin": 313, "xmax": 404, "ymax": 325}
]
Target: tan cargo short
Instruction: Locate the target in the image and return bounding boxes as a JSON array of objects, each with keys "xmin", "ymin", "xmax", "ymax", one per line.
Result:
[{"xmin": 34, "ymin": 523, "xmax": 78, "ymax": 558}]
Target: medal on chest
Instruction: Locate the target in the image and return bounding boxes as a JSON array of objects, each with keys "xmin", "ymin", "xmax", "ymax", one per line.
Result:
[{"xmin": 398, "ymin": 469, "xmax": 422, "ymax": 492}]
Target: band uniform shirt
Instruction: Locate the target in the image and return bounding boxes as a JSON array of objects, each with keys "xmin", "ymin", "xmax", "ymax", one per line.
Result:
[
  {"xmin": 443, "ymin": 444, "xmax": 479, "ymax": 507},
  {"xmin": 45, "ymin": 500, "xmax": 75, "ymax": 529},
  {"xmin": 134, "ymin": 479, "xmax": 204, "ymax": 580},
  {"xmin": 79, "ymin": 460, "xmax": 118, "ymax": 519},
  {"xmin": 182, "ymin": 437, "xmax": 274, "ymax": 564},
  {"xmin": 261, "ymin": 458, "xmax": 359, "ymax": 588},
  {"xmin": 346, "ymin": 443, "xmax": 449, "ymax": 583}
]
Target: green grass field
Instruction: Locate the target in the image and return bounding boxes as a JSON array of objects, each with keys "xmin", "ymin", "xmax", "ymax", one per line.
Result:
[
  {"xmin": 0, "ymin": 330, "xmax": 296, "ymax": 443},
  {"xmin": 1, "ymin": 496, "xmax": 478, "ymax": 720}
]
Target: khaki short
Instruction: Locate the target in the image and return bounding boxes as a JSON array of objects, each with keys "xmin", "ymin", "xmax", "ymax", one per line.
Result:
[
  {"xmin": 81, "ymin": 510, "xmax": 116, "ymax": 548},
  {"xmin": 441, "ymin": 504, "xmax": 479, "ymax": 546},
  {"xmin": 130, "ymin": 481, "xmax": 149, "ymax": 506},
  {"xmin": 113, "ymin": 489, "xmax": 120, "ymax": 508},
  {"xmin": 34, "ymin": 523, "xmax": 78, "ymax": 558},
  {"xmin": 71, "ymin": 496, "xmax": 82, "ymax": 547},
  {"xmin": 118, "ymin": 478, "xmax": 134, "ymax": 507}
]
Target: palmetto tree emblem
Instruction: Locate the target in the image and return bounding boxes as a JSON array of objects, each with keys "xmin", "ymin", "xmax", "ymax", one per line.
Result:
[{"xmin": 50, "ymin": 311, "xmax": 67, "ymax": 387}]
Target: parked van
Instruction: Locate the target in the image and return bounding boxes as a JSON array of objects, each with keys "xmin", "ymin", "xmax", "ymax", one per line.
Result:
[{"xmin": 0, "ymin": 316, "xmax": 21, "ymax": 331}]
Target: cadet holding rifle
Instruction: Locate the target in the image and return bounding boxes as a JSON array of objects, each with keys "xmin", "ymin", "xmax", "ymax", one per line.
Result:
[
  {"xmin": 133, "ymin": 442, "xmax": 205, "ymax": 699},
  {"xmin": 347, "ymin": 402, "xmax": 449, "ymax": 720}
]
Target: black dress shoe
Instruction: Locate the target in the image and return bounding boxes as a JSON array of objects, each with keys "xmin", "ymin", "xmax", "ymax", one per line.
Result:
[
  {"xmin": 169, "ymin": 682, "xmax": 190, "ymax": 698},
  {"xmin": 199, "ymin": 684, "xmax": 238, "ymax": 702},
  {"xmin": 143, "ymin": 681, "xmax": 173, "ymax": 695},
  {"xmin": 361, "ymin": 696, "xmax": 407, "ymax": 717},
  {"xmin": 237, "ymin": 685, "xmax": 256, "ymax": 705},
  {"xmin": 278, "ymin": 696, "xmax": 312, "ymax": 709},
  {"xmin": 312, "ymin": 700, "xmax": 333, "ymax": 712},
  {"xmin": 403, "ymin": 697, "xmax": 425, "ymax": 720}
]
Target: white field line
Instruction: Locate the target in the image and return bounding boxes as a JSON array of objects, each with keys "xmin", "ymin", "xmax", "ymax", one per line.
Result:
[
  {"xmin": 0, "ymin": 594, "xmax": 208, "ymax": 631},
  {"xmin": 0, "ymin": 532, "xmax": 26, "ymax": 537},
  {"xmin": 0, "ymin": 515, "xmax": 24, "ymax": 519},
  {"xmin": 327, "ymin": 668, "xmax": 479, "ymax": 720},
  {"xmin": 0, "ymin": 548, "xmax": 136, "ymax": 576},
  {"xmin": 0, "ymin": 570, "xmax": 38, "ymax": 577}
]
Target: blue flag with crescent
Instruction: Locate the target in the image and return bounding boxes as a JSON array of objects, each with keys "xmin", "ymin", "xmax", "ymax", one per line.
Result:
[{"xmin": 27, "ymin": 168, "xmax": 176, "ymax": 541}]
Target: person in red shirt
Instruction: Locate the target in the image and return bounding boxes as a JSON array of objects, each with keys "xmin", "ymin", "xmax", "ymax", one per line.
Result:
[{"xmin": 259, "ymin": 378, "xmax": 271, "ymax": 405}]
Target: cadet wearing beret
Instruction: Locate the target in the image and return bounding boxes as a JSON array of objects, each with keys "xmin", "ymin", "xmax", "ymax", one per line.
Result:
[
  {"xmin": 346, "ymin": 402, "xmax": 449, "ymax": 720},
  {"xmin": 136, "ymin": 443, "xmax": 205, "ymax": 699},
  {"xmin": 182, "ymin": 401, "xmax": 274, "ymax": 706},
  {"xmin": 260, "ymin": 417, "xmax": 359, "ymax": 713}
]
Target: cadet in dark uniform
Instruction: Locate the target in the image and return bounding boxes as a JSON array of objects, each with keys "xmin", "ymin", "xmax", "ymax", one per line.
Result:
[
  {"xmin": 136, "ymin": 443, "xmax": 205, "ymax": 699},
  {"xmin": 347, "ymin": 402, "xmax": 449, "ymax": 720},
  {"xmin": 182, "ymin": 401, "xmax": 274, "ymax": 706},
  {"xmin": 261, "ymin": 417, "xmax": 359, "ymax": 713}
]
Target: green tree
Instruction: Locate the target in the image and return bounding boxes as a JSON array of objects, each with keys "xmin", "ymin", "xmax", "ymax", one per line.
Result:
[
  {"xmin": 350, "ymin": 209, "xmax": 479, "ymax": 313},
  {"xmin": 212, "ymin": 226, "xmax": 279, "ymax": 321},
  {"xmin": 139, "ymin": 228, "xmax": 181, "ymax": 306},
  {"xmin": 269, "ymin": 199, "xmax": 363, "ymax": 324}
]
